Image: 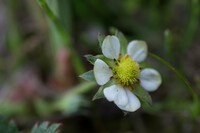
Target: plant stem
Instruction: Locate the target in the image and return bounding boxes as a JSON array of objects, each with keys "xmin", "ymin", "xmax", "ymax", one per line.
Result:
[{"xmin": 149, "ymin": 52, "xmax": 199, "ymax": 118}]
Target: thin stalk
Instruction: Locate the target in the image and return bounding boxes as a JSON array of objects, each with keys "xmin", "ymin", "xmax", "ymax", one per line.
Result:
[{"xmin": 149, "ymin": 52, "xmax": 199, "ymax": 118}]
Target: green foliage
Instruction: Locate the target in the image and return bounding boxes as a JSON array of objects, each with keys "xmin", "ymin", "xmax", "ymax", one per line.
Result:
[
  {"xmin": 37, "ymin": 0, "xmax": 85, "ymax": 75},
  {"xmin": 0, "ymin": 116, "xmax": 19, "ymax": 133},
  {"xmin": 181, "ymin": 0, "xmax": 199, "ymax": 53},
  {"xmin": 52, "ymin": 82, "xmax": 96, "ymax": 115},
  {"xmin": 31, "ymin": 121, "xmax": 61, "ymax": 133}
]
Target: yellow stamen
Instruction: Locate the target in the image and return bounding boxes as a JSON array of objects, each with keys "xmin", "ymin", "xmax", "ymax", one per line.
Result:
[{"xmin": 113, "ymin": 54, "xmax": 140, "ymax": 86}]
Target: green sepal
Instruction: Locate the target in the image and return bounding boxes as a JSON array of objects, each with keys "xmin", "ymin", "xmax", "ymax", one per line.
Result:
[
  {"xmin": 92, "ymin": 80, "xmax": 115, "ymax": 101},
  {"xmin": 115, "ymin": 31, "xmax": 128, "ymax": 55},
  {"xmin": 84, "ymin": 54, "xmax": 103, "ymax": 65},
  {"xmin": 132, "ymin": 86, "xmax": 152, "ymax": 106},
  {"xmin": 98, "ymin": 33, "xmax": 105, "ymax": 47},
  {"xmin": 84, "ymin": 54, "xmax": 114, "ymax": 67},
  {"xmin": 92, "ymin": 86, "xmax": 104, "ymax": 101},
  {"xmin": 79, "ymin": 70, "xmax": 95, "ymax": 82}
]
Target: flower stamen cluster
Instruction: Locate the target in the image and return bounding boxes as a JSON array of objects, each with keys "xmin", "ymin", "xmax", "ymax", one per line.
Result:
[{"xmin": 113, "ymin": 54, "xmax": 140, "ymax": 87}]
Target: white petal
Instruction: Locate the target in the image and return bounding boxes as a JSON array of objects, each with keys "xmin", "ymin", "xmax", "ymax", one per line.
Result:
[
  {"xmin": 114, "ymin": 86, "xmax": 128, "ymax": 106},
  {"xmin": 103, "ymin": 85, "xmax": 128, "ymax": 106},
  {"xmin": 94, "ymin": 59, "xmax": 113, "ymax": 85},
  {"xmin": 117, "ymin": 89, "xmax": 141, "ymax": 112},
  {"xmin": 103, "ymin": 85, "xmax": 119, "ymax": 102},
  {"xmin": 102, "ymin": 35, "xmax": 120, "ymax": 59},
  {"xmin": 139, "ymin": 68, "xmax": 162, "ymax": 92},
  {"xmin": 127, "ymin": 40, "xmax": 148, "ymax": 62}
]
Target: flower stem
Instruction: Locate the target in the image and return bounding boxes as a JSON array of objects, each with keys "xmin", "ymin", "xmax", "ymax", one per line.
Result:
[{"xmin": 149, "ymin": 52, "xmax": 199, "ymax": 118}]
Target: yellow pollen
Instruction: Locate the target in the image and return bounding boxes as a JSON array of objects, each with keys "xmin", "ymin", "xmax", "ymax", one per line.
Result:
[{"xmin": 113, "ymin": 54, "xmax": 140, "ymax": 86}]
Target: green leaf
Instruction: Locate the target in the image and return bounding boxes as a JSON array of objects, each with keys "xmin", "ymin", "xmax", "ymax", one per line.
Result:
[
  {"xmin": 0, "ymin": 116, "xmax": 19, "ymax": 133},
  {"xmin": 133, "ymin": 86, "xmax": 152, "ymax": 106},
  {"xmin": 31, "ymin": 121, "xmax": 61, "ymax": 133},
  {"xmin": 92, "ymin": 86, "xmax": 104, "ymax": 101},
  {"xmin": 98, "ymin": 33, "xmax": 105, "ymax": 47},
  {"xmin": 79, "ymin": 70, "xmax": 95, "ymax": 82}
]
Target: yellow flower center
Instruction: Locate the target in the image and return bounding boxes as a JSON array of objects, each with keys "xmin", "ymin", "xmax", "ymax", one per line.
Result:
[{"xmin": 113, "ymin": 54, "xmax": 140, "ymax": 87}]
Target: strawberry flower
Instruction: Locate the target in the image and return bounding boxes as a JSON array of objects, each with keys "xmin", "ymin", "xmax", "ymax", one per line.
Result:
[{"xmin": 93, "ymin": 35, "xmax": 162, "ymax": 112}]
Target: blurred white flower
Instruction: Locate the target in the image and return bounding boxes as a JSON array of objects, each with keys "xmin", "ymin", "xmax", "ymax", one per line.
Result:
[{"xmin": 94, "ymin": 35, "xmax": 162, "ymax": 112}]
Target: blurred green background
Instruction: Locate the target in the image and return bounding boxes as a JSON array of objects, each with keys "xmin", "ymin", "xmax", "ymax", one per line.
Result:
[{"xmin": 0, "ymin": 0, "xmax": 200, "ymax": 132}]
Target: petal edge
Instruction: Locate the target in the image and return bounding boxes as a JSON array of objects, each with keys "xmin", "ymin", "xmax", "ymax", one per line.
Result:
[
  {"xmin": 94, "ymin": 59, "xmax": 113, "ymax": 85},
  {"xmin": 127, "ymin": 40, "xmax": 148, "ymax": 62},
  {"xmin": 117, "ymin": 89, "xmax": 141, "ymax": 112},
  {"xmin": 139, "ymin": 68, "xmax": 162, "ymax": 92},
  {"xmin": 102, "ymin": 35, "xmax": 120, "ymax": 59}
]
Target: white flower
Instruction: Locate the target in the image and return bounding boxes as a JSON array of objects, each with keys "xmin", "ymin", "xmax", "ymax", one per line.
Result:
[{"xmin": 93, "ymin": 35, "xmax": 162, "ymax": 112}]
